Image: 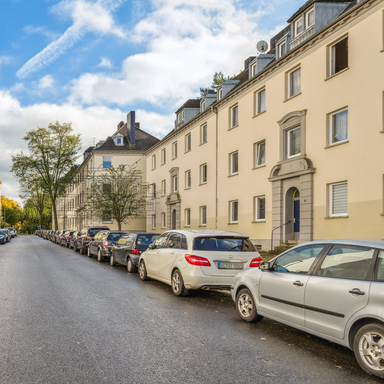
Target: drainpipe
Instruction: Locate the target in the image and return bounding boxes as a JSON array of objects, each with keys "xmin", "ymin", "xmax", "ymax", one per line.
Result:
[{"xmin": 211, "ymin": 105, "xmax": 219, "ymax": 230}]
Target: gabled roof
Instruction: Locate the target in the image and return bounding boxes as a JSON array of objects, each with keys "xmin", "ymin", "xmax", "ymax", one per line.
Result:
[{"xmin": 175, "ymin": 99, "xmax": 201, "ymax": 114}]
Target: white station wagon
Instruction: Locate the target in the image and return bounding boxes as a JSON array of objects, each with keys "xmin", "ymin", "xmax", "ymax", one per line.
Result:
[
  {"xmin": 139, "ymin": 229, "xmax": 262, "ymax": 296},
  {"xmin": 231, "ymin": 240, "xmax": 384, "ymax": 379}
]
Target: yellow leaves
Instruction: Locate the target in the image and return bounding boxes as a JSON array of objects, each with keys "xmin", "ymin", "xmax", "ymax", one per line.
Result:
[{"xmin": 1, "ymin": 196, "xmax": 21, "ymax": 210}]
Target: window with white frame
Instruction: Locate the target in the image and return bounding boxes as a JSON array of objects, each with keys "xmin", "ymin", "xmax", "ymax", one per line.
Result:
[
  {"xmin": 254, "ymin": 140, "xmax": 266, "ymax": 167},
  {"xmin": 287, "ymin": 67, "xmax": 301, "ymax": 98},
  {"xmin": 185, "ymin": 133, "xmax": 191, "ymax": 152},
  {"xmin": 172, "ymin": 141, "xmax": 178, "ymax": 159},
  {"xmin": 329, "ymin": 181, "xmax": 348, "ymax": 217},
  {"xmin": 295, "ymin": 17, "xmax": 303, "ymax": 36},
  {"xmin": 103, "ymin": 157, "xmax": 112, "ymax": 169},
  {"xmin": 200, "ymin": 123, "xmax": 207, "ymax": 144},
  {"xmin": 306, "ymin": 8, "xmax": 314, "ymax": 27},
  {"xmin": 172, "ymin": 175, "xmax": 178, "ymax": 192},
  {"xmin": 218, "ymin": 88, "xmax": 223, "ymax": 100},
  {"xmin": 254, "ymin": 196, "xmax": 266, "ymax": 222},
  {"xmin": 230, "ymin": 104, "xmax": 239, "ymax": 128},
  {"xmin": 152, "ymin": 214, "xmax": 156, "ymax": 229},
  {"xmin": 161, "ymin": 148, "xmax": 166, "ymax": 165},
  {"xmin": 200, "ymin": 164, "xmax": 207, "ymax": 184},
  {"xmin": 151, "ymin": 154, "xmax": 156, "ymax": 170},
  {"xmin": 185, "ymin": 170, "xmax": 191, "ymax": 189},
  {"xmin": 161, "ymin": 212, "xmax": 166, "ymax": 229},
  {"xmin": 255, "ymin": 88, "xmax": 266, "ymax": 115},
  {"xmin": 329, "ymin": 36, "xmax": 348, "ymax": 76},
  {"xmin": 161, "ymin": 180, "xmax": 166, "ymax": 196},
  {"xmin": 200, "ymin": 206, "xmax": 207, "ymax": 226},
  {"xmin": 251, "ymin": 63, "xmax": 257, "ymax": 77},
  {"xmin": 229, "ymin": 200, "xmax": 238, "ymax": 224},
  {"xmin": 185, "ymin": 208, "xmax": 191, "ymax": 227},
  {"xmin": 114, "ymin": 135, "xmax": 124, "ymax": 146},
  {"xmin": 329, "ymin": 108, "xmax": 348, "ymax": 145},
  {"xmin": 229, "ymin": 151, "xmax": 239, "ymax": 175},
  {"xmin": 286, "ymin": 127, "xmax": 301, "ymax": 158},
  {"xmin": 278, "ymin": 41, "xmax": 286, "ymax": 57},
  {"xmin": 201, "ymin": 100, "xmax": 206, "ymax": 112}
]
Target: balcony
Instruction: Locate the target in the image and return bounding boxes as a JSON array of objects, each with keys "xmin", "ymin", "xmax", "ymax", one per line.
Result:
[{"xmin": 290, "ymin": 25, "xmax": 315, "ymax": 49}]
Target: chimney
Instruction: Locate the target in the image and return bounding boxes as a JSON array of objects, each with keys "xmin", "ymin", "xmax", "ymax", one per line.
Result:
[{"xmin": 127, "ymin": 111, "xmax": 136, "ymax": 145}]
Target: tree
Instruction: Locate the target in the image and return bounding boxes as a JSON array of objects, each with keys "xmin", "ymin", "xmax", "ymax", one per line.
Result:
[
  {"xmin": 11, "ymin": 122, "xmax": 81, "ymax": 230},
  {"xmin": 200, "ymin": 71, "xmax": 235, "ymax": 96},
  {"xmin": 0, "ymin": 196, "xmax": 22, "ymax": 228},
  {"xmin": 77, "ymin": 164, "xmax": 151, "ymax": 231}
]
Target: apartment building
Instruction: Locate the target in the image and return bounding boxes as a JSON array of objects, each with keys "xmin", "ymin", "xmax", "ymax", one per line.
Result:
[{"xmin": 145, "ymin": 0, "xmax": 384, "ymax": 249}]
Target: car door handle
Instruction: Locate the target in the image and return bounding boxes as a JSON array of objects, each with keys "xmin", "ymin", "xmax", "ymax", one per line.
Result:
[
  {"xmin": 293, "ymin": 281, "xmax": 304, "ymax": 287},
  {"xmin": 349, "ymin": 288, "xmax": 365, "ymax": 296}
]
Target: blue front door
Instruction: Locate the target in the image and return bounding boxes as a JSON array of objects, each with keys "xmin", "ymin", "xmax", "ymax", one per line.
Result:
[{"xmin": 294, "ymin": 199, "xmax": 300, "ymax": 233}]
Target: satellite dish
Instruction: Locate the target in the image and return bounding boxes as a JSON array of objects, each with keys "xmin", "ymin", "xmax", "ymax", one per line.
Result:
[{"xmin": 256, "ymin": 40, "xmax": 269, "ymax": 54}]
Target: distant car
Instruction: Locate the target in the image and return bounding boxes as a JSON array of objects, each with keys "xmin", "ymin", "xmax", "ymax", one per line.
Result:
[
  {"xmin": 76, "ymin": 226, "xmax": 110, "ymax": 254},
  {"xmin": 138, "ymin": 229, "xmax": 263, "ymax": 296},
  {"xmin": 87, "ymin": 230, "xmax": 127, "ymax": 262},
  {"xmin": 56, "ymin": 230, "xmax": 69, "ymax": 245},
  {"xmin": 110, "ymin": 232, "xmax": 160, "ymax": 272},
  {"xmin": 69, "ymin": 231, "xmax": 81, "ymax": 249},
  {"xmin": 0, "ymin": 230, "xmax": 6, "ymax": 244},
  {"xmin": 6, "ymin": 227, "xmax": 17, "ymax": 238},
  {"xmin": 231, "ymin": 239, "xmax": 384, "ymax": 379},
  {"xmin": 60, "ymin": 230, "xmax": 75, "ymax": 247},
  {"xmin": 1, "ymin": 229, "xmax": 11, "ymax": 243}
]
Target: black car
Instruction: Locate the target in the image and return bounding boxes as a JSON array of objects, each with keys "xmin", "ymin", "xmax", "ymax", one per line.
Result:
[
  {"xmin": 0, "ymin": 230, "xmax": 6, "ymax": 244},
  {"xmin": 69, "ymin": 231, "xmax": 81, "ymax": 249},
  {"xmin": 61, "ymin": 230, "xmax": 75, "ymax": 247},
  {"xmin": 88, "ymin": 230, "xmax": 127, "ymax": 262},
  {"xmin": 76, "ymin": 226, "xmax": 110, "ymax": 254},
  {"xmin": 1, "ymin": 229, "xmax": 11, "ymax": 243},
  {"xmin": 110, "ymin": 232, "xmax": 160, "ymax": 272}
]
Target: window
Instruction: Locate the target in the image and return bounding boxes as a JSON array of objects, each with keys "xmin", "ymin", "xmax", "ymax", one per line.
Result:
[
  {"xmin": 200, "ymin": 124, "xmax": 207, "ymax": 144},
  {"xmin": 161, "ymin": 180, "xmax": 166, "ymax": 196},
  {"xmin": 251, "ymin": 63, "xmax": 257, "ymax": 77},
  {"xmin": 306, "ymin": 9, "xmax": 314, "ymax": 27},
  {"xmin": 152, "ymin": 183, "xmax": 156, "ymax": 198},
  {"xmin": 230, "ymin": 104, "xmax": 239, "ymax": 128},
  {"xmin": 151, "ymin": 155, "xmax": 156, "ymax": 170},
  {"xmin": 177, "ymin": 110, "xmax": 184, "ymax": 123},
  {"xmin": 286, "ymin": 127, "xmax": 301, "ymax": 158},
  {"xmin": 185, "ymin": 209, "xmax": 191, "ymax": 227},
  {"xmin": 172, "ymin": 141, "xmax": 178, "ymax": 159},
  {"xmin": 329, "ymin": 181, "xmax": 348, "ymax": 217},
  {"xmin": 172, "ymin": 175, "xmax": 178, "ymax": 192},
  {"xmin": 115, "ymin": 136, "xmax": 123, "ymax": 146},
  {"xmin": 287, "ymin": 67, "xmax": 301, "ymax": 98},
  {"xmin": 329, "ymin": 108, "xmax": 348, "ymax": 145},
  {"xmin": 161, "ymin": 149, "xmax": 166, "ymax": 165},
  {"xmin": 229, "ymin": 151, "xmax": 239, "ymax": 175},
  {"xmin": 200, "ymin": 206, "xmax": 207, "ymax": 226},
  {"xmin": 254, "ymin": 141, "xmax": 266, "ymax": 167},
  {"xmin": 161, "ymin": 212, "xmax": 166, "ymax": 229},
  {"xmin": 377, "ymin": 251, "xmax": 384, "ymax": 281},
  {"xmin": 229, "ymin": 200, "xmax": 238, "ymax": 224},
  {"xmin": 201, "ymin": 100, "xmax": 206, "ymax": 112},
  {"xmin": 152, "ymin": 214, "xmax": 156, "ymax": 229},
  {"xmin": 103, "ymin": 157, "xmax": 112, "ymax": 169},
  {"xmin": 330, "ymin": 36, "xmax": 348, "ymax": 76},
  {"xmin": 295, "ymin": 17, "xmax": 303, "ymax": 36},
  {"xmin": 185, "ymin": 170, "xmax": 191, "ymax": 189},
  {"xmin": 255, "ymin": 88, "xmax": 266, "ymax": 115},
  {"xmin": 200, "ymin": 164, "xmax": 207, "ymax": 184},
  {"xmin": 185, "ymin": 133, "xmax": 191, "ymax": 152},
  {"xmin": 218, "ymin": 88, "xmax": 223, "ymax": 100},
  {"xmin": 254, "ymin": 196, "xmax": 266, "ymax": 222}
]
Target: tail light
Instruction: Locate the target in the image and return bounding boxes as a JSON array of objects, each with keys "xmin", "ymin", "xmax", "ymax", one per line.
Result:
[
  {"xmin": 68, "ymin": 236, "xmax": 71, "ymax": 239},
  {"xmin": 185, "ymin": 254, "xmax": 211, "ymax": 267},
  {"xmin": 131, "ymin": 248, "xmax": 140, "ymax": 255},
  {"xmin": 249, "ymin": 257, "xmax": 263, "ymax": 268},
  {"xmin": 103, "ymin": 241, "xmax": 109, "ymax": 248}
]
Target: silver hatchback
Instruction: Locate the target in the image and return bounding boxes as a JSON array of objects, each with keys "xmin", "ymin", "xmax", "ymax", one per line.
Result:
[{"xmin": 231, "ymin": 239, "xmax": 384, "ymax": 379}]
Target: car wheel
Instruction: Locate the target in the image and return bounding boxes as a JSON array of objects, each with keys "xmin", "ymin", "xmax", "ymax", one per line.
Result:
[
  {"xmin": 79, "ymin": 245, "xmax": 84, "ymax": 254},
  {"xmin": 110, "ymin": 252, "xmax": 116, "ymax": 266},
  {"xmin": 171, "ymin": 269, "xmax": 189, "ymax": 297},
  {"xmin": 236, "ymin": 288, "xmax": 263, "ymax": 323},
  {"xmin": 127, "ymin": 258, "xmax": 136, "ymax": 273},
  {"xmin": 97, "ymin": 249, "xmax": 105, "ymax": 262},
  {"xmin": 353, "ymin": 323, "xmax": 384, "ymax": 378},
  {"xmin": 87, "ymin": 246, "xmax": 92, "ymax": 257},
  {"xmin": 139, "ymin": 260, "xmax": 148, "ymax": 281}
]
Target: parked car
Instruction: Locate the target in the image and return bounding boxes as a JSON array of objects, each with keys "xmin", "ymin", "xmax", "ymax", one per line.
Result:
[
  {"xmin": 1, "ymin": 229, "xmax": 11, "ymax": 243},
  {"xmin": 76, "ymin": 226, "xmax": 110, "ymax": 254},
  {"xmin": 60, "ymin": 230, "xmax": 75, "ymax": 247},
  {"xmin": 231, "ymin": 239, "xmax": 384, "ymax": 379},
  {"xmin": 138, "ymin": 230, "xmax": 263, "ymax": 296},
  {"xmin": 0, "ymin": 230, "xmax": 6, "ymax": 244},
  {"xmin": 56, "ymin": 230, "xmax": 69, "ymax": 244},
  {"xmin": 69, "ymin": 231, "xmax": 81, "ymax": 249},
  {"xmin": 111, "ymin": 232, "xmax": 160, "ymax": 271},
  {"xmin": 6, "ymin": 227, "xmax": 17, "ymax": 238},
  {"xmin": 87, "ymin": 230, "xmax": 127, "ymax": 262}
]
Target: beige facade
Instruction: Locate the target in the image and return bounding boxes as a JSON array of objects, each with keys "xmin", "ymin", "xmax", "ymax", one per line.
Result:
[{"xmin": 145, "ymin": 0, "xmax": 384, "ymax": 249}]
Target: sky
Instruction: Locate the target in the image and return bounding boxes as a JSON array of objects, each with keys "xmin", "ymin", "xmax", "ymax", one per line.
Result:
[{"xmin": 0, "ymin": 0, "xmax": 304, "ymax": 204}]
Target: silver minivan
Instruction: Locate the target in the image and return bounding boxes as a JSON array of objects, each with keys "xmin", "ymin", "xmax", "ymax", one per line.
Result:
[{"xmin": 231, "ymin": 240, "xmax": 384, "ymax": 379}]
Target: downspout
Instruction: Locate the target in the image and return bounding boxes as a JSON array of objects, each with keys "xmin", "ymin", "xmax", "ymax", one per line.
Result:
[{"xmin": 211, "ymin": 105, "xmax": 219, "ymax": 230}]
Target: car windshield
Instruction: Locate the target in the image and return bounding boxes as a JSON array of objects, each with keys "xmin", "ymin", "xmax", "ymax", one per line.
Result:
[
  {"xmin": 193, "ymin": 237, "xmax": 256, "ymax": 252},
  {"xmin": 89, "ymin": 230, "xmax": 103, "ymax": 236},
  {"xmin": 137, "ymin": 234, "xmax": 160, "ymax": 246},
  {"xmin": 107, "ymin": 233, "xmax": 125, "ymax": 241}
]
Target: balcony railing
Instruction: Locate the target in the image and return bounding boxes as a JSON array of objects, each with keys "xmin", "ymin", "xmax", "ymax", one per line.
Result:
[{"xmin": 290, "ymin": 25, "xmax": 315, "ymax": 49}]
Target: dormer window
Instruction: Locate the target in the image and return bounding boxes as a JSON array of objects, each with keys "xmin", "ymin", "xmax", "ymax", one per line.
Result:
[
  {"xmin": 251, "ymin": 63, "xmax": 257, "ymax": 77},
  {"xmin": 177, "ymin": 110, "xmax": 184, "ymax": 123},
  {"xmin": 278, "ymin": 41, "xmax": 286, "ymax": 57},
  {"xmin": 113, "ymin": 134, "xmax": 124, "ymax": 146},
  {"xmin": 201, "ymin": 100, "xmax": 206, "ymax": 112},
  {"xmin": 306, "ymin": 8, "xmax": 314, "ymax": 27},
  {"xmin": 295, "ymin": 17, "xmax": 303, "ymax": 36},
  {"xmin": 218, "ymin": 88, "xmax": 223, "ymax": 100}
]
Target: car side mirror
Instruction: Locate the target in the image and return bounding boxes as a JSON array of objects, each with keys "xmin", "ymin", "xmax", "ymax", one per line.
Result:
[
  {"xmin": 259, "ymin": 261, "xmax": 272, "ymax": 271},
  {"xmin": 148, "ymin": 244, "xmax": 155, "ymax": 250}
]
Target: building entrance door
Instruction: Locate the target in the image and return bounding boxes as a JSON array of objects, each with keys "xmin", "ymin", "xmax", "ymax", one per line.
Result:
[{"xmin": 293, "ymin": 189, "xmax": 300, "ymax": 240}]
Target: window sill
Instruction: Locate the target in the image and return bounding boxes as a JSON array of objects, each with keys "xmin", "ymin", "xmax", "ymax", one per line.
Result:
[
  {"xmin": 172, "ymin": 157, "xmax": 177, "ymax": 161},
  {"xmin": 253, "ymin": 110, "xmax": 266, "ymax": 119},
  {"xmin": 252, "ymin": 220, "xmax": 266, "ymax": 223},
  {"xmin": 228, "ymin": 173, "xmax": 239, "ymax": 178},
  {"xmin": 184, "ymin": 225, "xmax": 191, "ymax": 228},
  {"xmin": 228, "ymin": 124, "xmax": 239, "ymax": 131},
  {"xmin": 198, "ymin": 225, "xmax": 207, "ymax": 227},
  {"xmin": 184, "ymin": 187, "xmax": 191, "ymax": 191},
  {"xmin": 284, "ymin": 92, "xmax": 302, "ymax": 103},
  {"xmin": 199, "ymin": 182, "xmax": 207, "ymax": 186},
  {"xmin": 324, "ymin": 140, "xmax": 349, "ymax": 149},
  {"xmin": 380, "ymin": 130, "xmax": 384, "ymax": 134},
  {"xmin": 199, "ymin": 142, "xmax": 207, "ymax": 146},
  {"xmin": 324, "ymin": 215, "xmax": 348, "ymax": 219},
  {"xmin": 227, "ymin": 222, "xmax": 238, "ymax": 225},
  {"xmin": 379, "ymin": 213, "xmax": 384, "ymax": 216},
  {"xmin": 325, "ymin": 67, "xmax": 349, "ymax": 81},
  {"xmin": 184, "ymin": 150, "xmax": 191, "ymax": 154},
  {"xmin": 253, "ymin": 164, "xmax": 266, "ymax": 170}
]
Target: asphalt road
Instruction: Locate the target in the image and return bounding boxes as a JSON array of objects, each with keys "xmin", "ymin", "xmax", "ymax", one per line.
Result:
[{"xmin": 0, "ymin": 235, "xmax": 382, "ymax": 384}]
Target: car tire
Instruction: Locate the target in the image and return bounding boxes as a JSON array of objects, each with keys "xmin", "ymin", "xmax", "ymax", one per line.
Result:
[
  {"xmin": 127, "ymin": 258, "xmax": 136, "ymax": 273},
  {"xmin": 139, "ymin": 260, "xmax": 148, "ymax": 281},
  {"xmin": 97, "ymin": 249, "xmax": 105, "ymax": 262},
  {"xmin": 110, "ymin": 252, "xmax": 116, "ymax": 266},
  {"xmin": 79, "ymin": 245, "xmax": 84, "ymax": 254},
  {"xmin": 353, "ymin": 323, "xmax": 384, "ymax": 378},
  {"xmin": 236, "ymin": 288, "xmax": 263, "ymax": 323},
  {"xmin": 171, "ymin": 269, "xmax": 189, "ymax": 297},
  {"xmin": 87, "ymin": 246, "xmax": 92, "ymax": 258}
]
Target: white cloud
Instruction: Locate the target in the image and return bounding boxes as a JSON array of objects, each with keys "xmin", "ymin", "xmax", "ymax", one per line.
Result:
[
  {"xmin": 0, "ymin": 56, "xmax": 13, "ymax": 66},
  {"xmin": 98, "ymin": 57, "xmax": 113, "ymax": 68},
  {"xmin": 38, "ymin": 75, "xmax": 55, "ymax": 90}
]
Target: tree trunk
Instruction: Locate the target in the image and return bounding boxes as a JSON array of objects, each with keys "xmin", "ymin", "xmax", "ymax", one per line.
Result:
[{"xmin": 51, "ymin": 196, "xmax": 58, "ymax": 230}]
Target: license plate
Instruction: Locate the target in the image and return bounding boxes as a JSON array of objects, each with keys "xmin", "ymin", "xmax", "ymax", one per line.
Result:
[{"xmin": 218, "ymin": 262, "xmax": 243, "ymax": 269}]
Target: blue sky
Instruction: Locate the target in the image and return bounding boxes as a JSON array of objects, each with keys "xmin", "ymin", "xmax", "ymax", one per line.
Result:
[{"xmin": 0, "ymin": 0, "xmax": 304, "ymax": 202}]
